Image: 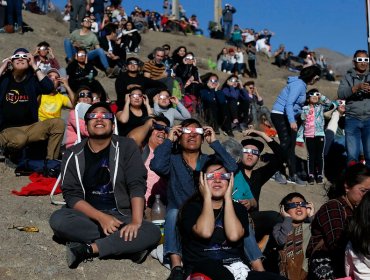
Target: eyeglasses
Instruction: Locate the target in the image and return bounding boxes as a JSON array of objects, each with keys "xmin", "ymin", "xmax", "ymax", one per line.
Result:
[
  {"xmin": 355, "ymin": 57, "xmax": 370, "ymax": 63},
  {"xmin": 129, "ymin": 93, "xmax": 143, "ymax": 98},
  {"xmin": 93, "ymin": 96, "xmax": 100, "ymax": 101},
  {"xmin": 209, "ymin": 79, "xmax": 218, "ymax": 83},
  {"xmin": 153, "ymin": 123, "xmax": 170, "ymax": 133},
  {"xmin": 86, "ymin": 112, "xmax": 113, "ymax": 120},
  {"xmin": 83, "ymin": 18, "xmax": 92, "ymax": 23},
  {"xmin": 127, "ymin": 61, "xmax": 138, "ymax": 65},
  {"xmin": 78, "ymin": 91, "xmax": 92, "ymax": 98},
  {"xmin": 338, "ymin": 100, "xmax": 346, "ymax": 106},
  {"xmin": 242, "ymin": 148, "xmax": 260, "ymax": 156},
  {"xmin": 159, "ymin": 95, "xmax": 170, "ymax": 100},
  {"xmin": 182, "ymin": 127, "xmax": 204, "ymax": 134},
  {"xmin": 39, "ymin": 46, "xmax": 48, "ymax": 51},
  {"xmin": 309, "ymin": 92, "xmax": 321, "ymax": 97},
  {"xmin": 11, "ymin": 54, "xmax": 29, "ymax": 60},
  {"xmin": 284, "ymin": 201, "xmax": 308, "ymax": 211},
  {"xmin": 206, "ymin": 172, "xmax": 231, "ymax": 180},
  {"xmin": 77, "ymin": 53, "xmax": 87, "ymax": 57},
  {"xmin": 229, "ymin": 78, "xmax": 239, "ymax": 83},
  {"xmin": 249, "ymin": 86, "xmax": 254, "ymax": 89}
]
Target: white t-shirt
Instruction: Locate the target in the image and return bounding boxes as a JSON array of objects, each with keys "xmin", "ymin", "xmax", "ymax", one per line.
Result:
[{"xmin": 345, "ymin": 242, "xmax": 370, "ymax": 280}]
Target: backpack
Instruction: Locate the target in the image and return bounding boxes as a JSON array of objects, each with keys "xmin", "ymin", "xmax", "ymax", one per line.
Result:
[{"xmin": 15, "ymin": 159, "xmax": 61, "ymax": 178}]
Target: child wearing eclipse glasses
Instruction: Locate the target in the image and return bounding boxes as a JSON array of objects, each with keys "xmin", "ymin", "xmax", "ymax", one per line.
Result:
[
  {"xmin": 300, "ymin": 88, "xmax": 332, "ymax": 185},
  {"xmin": 273, "ymin": 192, "xmax": 315, "ymax": 280}
]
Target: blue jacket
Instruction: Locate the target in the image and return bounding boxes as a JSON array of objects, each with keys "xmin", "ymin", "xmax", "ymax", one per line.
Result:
[
  {"xmin": 0, "ymin": 70, "xmax": 53, "ymax": 130},
  {"xmin": 223, "ymin": 86, "xmax": 248, "ymax": 101},
  {"xmin": 150, "ymin": 139, "xmax": 238, "ymax": 210},
  {"xmin": 200, "ymin": 88, "xmax": 226, "ymax": 104},
  {"xmin": 272, "ymin": 76, "xmax": 307, "ymax": 123}
]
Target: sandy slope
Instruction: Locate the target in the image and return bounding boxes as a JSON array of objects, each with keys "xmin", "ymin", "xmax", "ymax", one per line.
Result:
[{"xmin": 0, "ymin": 11, "xmax": 338, "ymax": 279}]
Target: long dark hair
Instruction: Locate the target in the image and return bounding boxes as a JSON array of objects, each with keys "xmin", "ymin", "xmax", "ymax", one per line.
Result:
[
  {"xmin": 327, "ymin": 163, "xmax": 370, "ymax": 200},
  {"xmin": 347, "ymin": 191, "xmax": 370, "ymax": 256},
  {"xmin": 299, "ymin": 65, "xmax": 321, "ymax": 84}
]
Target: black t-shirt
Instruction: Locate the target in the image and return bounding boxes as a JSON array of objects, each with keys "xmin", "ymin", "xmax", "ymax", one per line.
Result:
[
  {"xmin": 83, "ymin": 144, "xmax": 116, "ymax": 210},
  {"xmin": 1, "ymin": 77, "xmax": 33, "ymax": 129},
  {"xmin": 117, "ymin": 106, "xmax": 148, "ymax": 136},
  {"xmin": 180, "ymin": 200, "xmax": 249, "ymax": 266}
]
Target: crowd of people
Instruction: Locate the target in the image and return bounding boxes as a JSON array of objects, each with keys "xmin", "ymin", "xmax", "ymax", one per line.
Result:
[{"xmin": 1, "ymin": 1, "xmax": 370, "ymax": 280}]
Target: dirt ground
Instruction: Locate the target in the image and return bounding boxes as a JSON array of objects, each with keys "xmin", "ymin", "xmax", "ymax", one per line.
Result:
[{"xmin": 0, "ymin": 11, "xmax": 340, "ymax": 280}]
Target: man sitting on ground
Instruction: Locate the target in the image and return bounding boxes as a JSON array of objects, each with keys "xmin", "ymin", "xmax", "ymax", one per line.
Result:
[
  {"xmin": 64, "ymin": 15, "xmax": 115, "ymax": 77},
  {"xmin": 0, "ymin": 48, "xmax": 65, "ymax": 164},
  {"xmin": 49, "ymin": 102, "xmax": 161, "ymax": 269}
]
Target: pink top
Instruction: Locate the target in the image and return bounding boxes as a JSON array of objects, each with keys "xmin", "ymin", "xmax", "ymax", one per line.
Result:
[
  {"xmin": 304, "ymin": 106, "xmax": 315, "ymax": 138},
  {"xmin": 144, "ymin": 147, "xmax": 167, "ymax": 207},
  {"xmin": 65, "ymin": 109, "xmax": 89, "ymax": 148}
]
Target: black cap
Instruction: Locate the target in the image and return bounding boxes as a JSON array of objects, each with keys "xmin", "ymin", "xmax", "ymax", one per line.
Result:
[
  {"xmin": 241, "ymin": 138, "xmax": 264, "ymax": 153},
  {"xmin": 84, "ymin": 102, "xmax": 114, "ymax": 123},
  {"xmin": 126, "ymin": 57, "xmax": 141, "ymax": 64}
]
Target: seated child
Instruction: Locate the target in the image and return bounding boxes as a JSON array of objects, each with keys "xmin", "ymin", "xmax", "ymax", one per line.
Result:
[{"xmin": 273, "ymin": 192, "xmax": 315, "ymax": 280}]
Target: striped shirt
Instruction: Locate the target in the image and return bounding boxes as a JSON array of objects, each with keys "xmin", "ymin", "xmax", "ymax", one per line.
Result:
[{"xmin": 143, "ymin": 60, "xmax": 166, "ymax": 79}]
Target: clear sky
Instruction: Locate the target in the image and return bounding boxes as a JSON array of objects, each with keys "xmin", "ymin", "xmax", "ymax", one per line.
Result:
[{"xmin": 54, "ymin": 0, "xmax": 368, "ymax": 56}]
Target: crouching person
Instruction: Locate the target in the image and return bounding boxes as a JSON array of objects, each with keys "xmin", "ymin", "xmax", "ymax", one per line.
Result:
[{"xmin": 49, "ymin": 102, "xmax": 161, "ymax": 269}]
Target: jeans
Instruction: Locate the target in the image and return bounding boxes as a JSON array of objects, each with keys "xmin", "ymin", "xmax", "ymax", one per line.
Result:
[
  {"xmin": 38, "ymin": 0, "xmax": 49, "ymax": 14},
  {"xmin": 345, "ymin": 116, "xmax": 370, "ymax": 167},
  {"xmin": 223, "ymin": 21, "xmax": 232, "ymax": 39},
  {"xmin": 7, "ymin": 0, "xmax": 23, "ymax": 27},
  {"xmin": 244, "ymin": 224, "xmax": 264, "ymax": 262},
  {"xmin": 163, "ymin": 208, "xmax": 181, "ymax": 263},
  {"xmin": 70, "ymin": 0, "xmax": 86, "ymax": 33},
  {"xmin": 64, "ymin": 39, "xmax": 109, "ymax": 70}
]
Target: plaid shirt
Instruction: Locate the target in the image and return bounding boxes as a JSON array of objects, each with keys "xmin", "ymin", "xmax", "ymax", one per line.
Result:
[{"xmin": 306, "ymin": 196, "xmax": 353, "ymax": 258}]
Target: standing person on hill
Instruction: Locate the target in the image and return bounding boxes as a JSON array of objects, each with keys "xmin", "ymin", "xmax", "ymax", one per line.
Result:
[
  {"xmin": 270, "ymin": 65, "xmax": 321, "ymax": 185},
  {"xmin": 69, "ymin": 0, "xmax": 88, "ymax": 33},
  {"xmin": 7, "ymin": 0, "xmax": 23, "ymax": 33},
  {"xmin": 222, "ymin": 3, "xmax": 236, "ymax": 39},
  {"xmin": 338, "ymin": 49, "xmax": 370, "ymax": 167}
]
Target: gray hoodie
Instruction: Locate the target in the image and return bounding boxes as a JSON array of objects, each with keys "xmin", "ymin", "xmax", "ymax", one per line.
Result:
[
  {"xmin": 337, "ymin": 68, "xmax": 370, "ymax": 120},
  {"xmin": 60, "ymin": 135, "xmax": 147, "ymax": 215}
]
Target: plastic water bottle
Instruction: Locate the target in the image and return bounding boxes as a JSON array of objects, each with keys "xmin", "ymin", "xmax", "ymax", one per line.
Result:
[
  {"xmin": 151, "ymin": 194, "xmax": 166, "ymax": 244},
  {"xmin": 87, "ymin": 70, "xmax": 94, "ymax": 82}
]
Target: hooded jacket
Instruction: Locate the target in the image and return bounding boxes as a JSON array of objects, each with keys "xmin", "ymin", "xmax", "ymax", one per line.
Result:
[
  {"xmin": 272, "ymin": 76, "xmax": 307, "ymax": 123},
  {"xmin": 60, "ymin": 135, "xmax": 147, "ymax": 215},
  {"xmin": 337, "ymin": 68, "xmax": 370, "ymax": 120}
]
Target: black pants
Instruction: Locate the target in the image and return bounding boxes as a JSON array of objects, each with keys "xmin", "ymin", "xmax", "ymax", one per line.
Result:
[
  {"xmin": 187, "ymin": 260, "xmax": 286, "ymax": 280},
  {"xmin": 305, "ymin": 136, "xmax": 325, "ymax": 177},
  {"xmin": 271, "ymin": 113, "xmax": 297, "ymax": 176},
  {"xmin": 248, "ymin": 59, "xmax": 257, "ymax": 78},
  {"xmin": 49, "ymin": 208, "xmax": 160, "ymax": 258}
]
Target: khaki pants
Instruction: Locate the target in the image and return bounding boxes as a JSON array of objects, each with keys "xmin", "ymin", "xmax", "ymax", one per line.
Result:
[{"xmin": 0, "ymin": 118, "xmax": 65, "ymax": 160}]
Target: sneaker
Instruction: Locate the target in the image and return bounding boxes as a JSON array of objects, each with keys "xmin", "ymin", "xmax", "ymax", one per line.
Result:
[
  {"xmin": 134, "ymin": 47, "xmax": 138, "ymax": 53},
  {"xmin": 287, "ymin": 174, "xmax": 306, "ymax": 186},
  {"xmin": 271, "ymin": 171, "xmax": 287, "ymax": 184},
  {"xmin": 307, "ymin": 175, "xmax": 315, "ymax": 185},
  {"xmin": 66, "ymin": 242, "xmax": 93, "ymax": 269},
  {"xmin": 168, "ymin": 266, "xmax": 184, "ymax": 280},
  {"xmin": 316, "ymin": 175, "xmax": 324, "ymax": 185},
  {"xmin": 131, "ymin": 249, "xmax": 148, "ymax": 264}
]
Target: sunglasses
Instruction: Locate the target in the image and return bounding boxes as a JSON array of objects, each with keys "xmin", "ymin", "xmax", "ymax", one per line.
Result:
[
  {"xmin": 242, "ymin": 148, "xmax": 260, "ymax": 156},
  {"xmin": 159, "ymin": 95, "xmax": 170, "ymax": 100},
  {"xmin": 313, "ymin": 75, "xmax": 320, "ymax": 82},
  {"xmin": 206, "ymin": 172, "xmax": 231, "ymax": 180},
  {"xmin": 128, "ymin": 61, "xmax": 138, "ymax": 65},
  {"xmin": 284, "ymin": 201, "xmax": 308, "ymax": 211},
  {"xmin": 338, "ymin": 100, "xmax": 346, "ymax": 106},
  {"xmin": 355, "ymin": 57, "xmax": 370, "ymax": 63},
  {"xmin": 153, "ymin": 123, "xmax": 170, "ymax": 133},
  {"xmin": 77, "ymin": 53, "xmax": 87, "ymax": 57},
  {"xmin": 249, "ymin": 86, "xmax": 254, "ymax": 89},
  {"xmin": 309, "ymin": 92, "xmax": 321, "ymax": 97},
  {"xmin": 163, "ymin": 47, "xmax": 170, "ymax": 50},
  {"xmin": 78, "ymin": 92, "xmax": 92, "ymax": 98},
  {"xmin": 39, "ymin": 46, "xmax": 48, "ymax": 51},
  {"xmin": 86, "ymin": 112, "xmax": 113, "ymax": 120},
  {"xmin": 185, "ymin": 56, "xmax": 194, "ymax": 60},
  {"xmin": 209, "ymin": 79, "xmax": 218, "ymax": 83},
  {"xmin": 83, "ymin": 18, "xmax": 92, "ymax": 23},
  {"xmin": 182, "ymin": 127, "xmax": 204, "ymax": 134},
  {"xmin": 11, "ymin": 54, "xmax": 29, "ymax": 60},
  {"xmin": 229, "ymin": 78, "xmax": 239, "ymax": 83},
  {"xmin": 129, "ymin": 93, "xmax": 143, "ymax": 98}
]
